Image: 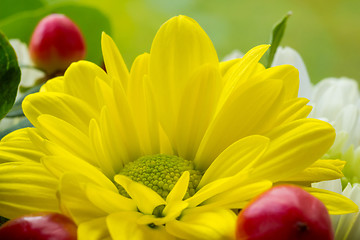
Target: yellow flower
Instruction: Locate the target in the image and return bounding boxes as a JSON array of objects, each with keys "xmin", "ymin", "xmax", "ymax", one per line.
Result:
[{"xmin": 0, "ymin": 16, "xmax": 357, "ymax": 239}]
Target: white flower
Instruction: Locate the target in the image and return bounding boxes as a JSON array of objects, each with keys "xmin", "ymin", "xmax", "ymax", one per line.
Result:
[
  {"xmin": 271, "ymin": 46, "xmax": 313, "ymax": 99},
  {"xmin": 273, "ymin": 46, "xmax": 360, "ymax": 239}
]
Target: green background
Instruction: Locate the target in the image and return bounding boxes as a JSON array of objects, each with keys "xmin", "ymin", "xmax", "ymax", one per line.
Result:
[{"xmin": 1, "ymin": 0, "xmax": 359, "ymax": 84}]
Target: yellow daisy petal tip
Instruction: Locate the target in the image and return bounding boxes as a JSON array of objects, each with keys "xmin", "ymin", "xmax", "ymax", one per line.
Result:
[{"xmin": 101, "ymin": 31, "xmax": 111, "ymax": 45}]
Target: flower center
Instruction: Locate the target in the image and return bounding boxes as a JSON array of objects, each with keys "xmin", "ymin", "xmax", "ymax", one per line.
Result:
[{"xmin": 117, "ymin": 154, "xmax": 203, "ymax": 199}]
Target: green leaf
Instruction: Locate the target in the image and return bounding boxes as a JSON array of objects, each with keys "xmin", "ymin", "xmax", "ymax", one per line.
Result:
[
  {"xmin": 6, "ymin": 84, "xmax": 42, "ymax": 118},
  {"xmin": 0, "ymin": 32, "xmax": 21, "ymax": 120},
  {"xmin": 0, "ymin": 0, "xmax": 45, "ymax": 20},
  {"xmin": 266, "ymin": 11, "xmax": 292, "ymax": 68}
]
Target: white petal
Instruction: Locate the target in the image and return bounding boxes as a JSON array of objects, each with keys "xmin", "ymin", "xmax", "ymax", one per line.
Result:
[{"xmin": 271, "ymin": 46, "xmax": 312, "ymax": 99}]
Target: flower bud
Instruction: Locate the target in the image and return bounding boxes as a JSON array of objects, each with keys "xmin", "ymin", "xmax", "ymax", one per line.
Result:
[{"xmin": 29, "ymin": 14, "xmax": 86, "ymax": 74}]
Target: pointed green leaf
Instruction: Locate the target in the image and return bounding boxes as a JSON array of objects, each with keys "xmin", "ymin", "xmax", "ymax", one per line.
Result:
[
  {"xmin": 266, "ymin": 11, "xmax": 292, "ymax": 68},
  {"xmin": 0, "ymin": 32, "xmax": 21, "ymax": 120}
]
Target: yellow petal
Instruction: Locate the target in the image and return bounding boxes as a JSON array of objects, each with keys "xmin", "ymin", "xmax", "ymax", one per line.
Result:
[
  {"xmin": 78, "ymin": 217, "xmax": 110, "ymax": 240},
  {"xmin": 166, "ymin": 171, "xmax": 189, "ymax": 203},
  {"xmin": 149, "ymin": 15, "xmax": 218, "ymax": 137},
  {"xmin": 274, "ymin": 97, "xmax": 312, "ymax": 126},
  {"xmin": 195, "ymin": 79, "xmax": 283, "ymax": 170},
  {"xmin": 101, "ymin": 32, "xmax": 129, "ymax": 89},
  {"xmin": 128, "ymin": 54, "xmax": 160, "ymax": 155},
  {"xmin": 59, "ymin": 173, "xmax": 107, "ymax": 224},
  {"xmin": 251, "ymin": 119, "xmax": 336, "ymax": 181},
  {"xmin": 42, "ymin": 155, "xmax": 116, "ymax": 191},
  {"xmin": 23, "ymin": 92, "xmax": 98, "ymax": 135},
  {"xmin": 220, "ymin": 45, "xmax": 269, "ymax": 107},
  {"xmin": 0, "ymin": 129, "xmax": 44, "ymax": 164},
  {"xmin": 199, "ymin": 135, "xmax": 269, "ymax": 187},
  {"xmin": 175, "ymin": 64, "xmax": 222, "ymax": 160},
  {"xmin": 107, "ymin": 212, "xmax": 143, "ymax": 240},
  {"xmin": 166, "ymin": 209, "xmax": 236, "ymax": 240},
  {"xmin": 94, "ymin": 75, "xmax": 141, "ymax": 166},
  {"xmin": 107, "ymin": 212, "xmax": 174, "ymax": 240},
  {"xmin": 284, "ymin": 159, "xmax": 345, "ymax": 182},
  {"xmin": 201, "ymin": 180, "xmax": 272, "ymax": 210},
  {"xmin": 219, "ymin": 58, "xmax": 241, "ymax": 77},
  {"xmin": 252, "ymin": 64, "xmax": 300, "ymax": 100},
  {"xmin": 0, "ymin": 162, "xmax": 59, "ymax": 219},
  {"xmin": 137, "ymin": 201, "xmax": 188, "ymax": 226},
  {"xmin": 41, "ymin": 76, "xmax": 64, "ymax": 92},
  {"xmin": 304, "ymin": 187, "xmax": 359, "ymax": 215},
  {"xmin": 36, "ymin": 114, "xmax": 96, "ymax": 165},
  {"xmin": 86, "ymin": 183, "xmax": 137, "ymax": 213},
  {"xmin": 114, "ymin": 175, "xmax": 166, "ymax": 214},
  {"xmin": 186, "ymin": 171, "xmax": 250, "ymax": 208},
  {"xmin": 63, "ymin": 60, "xmax": 110, "ymax": 111},
  {"xmin": 88, "ymin": 118, "xmax": 116, "ymax": 178}
]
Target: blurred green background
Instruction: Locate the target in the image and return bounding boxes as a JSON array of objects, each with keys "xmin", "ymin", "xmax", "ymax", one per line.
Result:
[{"xmin": 1, "ymin": 0, "xmax": 359, "ymax": 84}]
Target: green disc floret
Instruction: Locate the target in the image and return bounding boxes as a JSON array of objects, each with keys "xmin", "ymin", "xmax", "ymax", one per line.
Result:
[{"xmin": 117, "ymin": 154, "xmax": 203, "ymax": 199}]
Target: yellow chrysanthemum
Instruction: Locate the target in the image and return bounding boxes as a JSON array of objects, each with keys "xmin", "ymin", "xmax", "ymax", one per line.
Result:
[{"xmin": 0, "ymin": 16, "xmax": 357, "ymax": 239}]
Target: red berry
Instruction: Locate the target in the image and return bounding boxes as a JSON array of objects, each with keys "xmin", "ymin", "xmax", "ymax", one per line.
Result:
[
  {"xmin": 236, "ymin": 185, "xmax": 334, "ymax": 240},
  {"xmin": 0, "ymin": 212, "xmax": 77, "ymax": 240},
  {"xmin": 29, "ymin": 14, "xmax": 86, "ymax": 74}
]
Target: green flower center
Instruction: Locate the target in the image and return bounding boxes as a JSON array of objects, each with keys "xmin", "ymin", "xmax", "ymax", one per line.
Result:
[{"xmin": 117, "ymin": 154, "xmax": 203, "ymax": 199}]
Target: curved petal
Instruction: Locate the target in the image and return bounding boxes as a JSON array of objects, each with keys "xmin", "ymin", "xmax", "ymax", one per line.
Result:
[
  {"xmin": 114, "ymin": 175, "xmax": 166, "ymax": 214},
  {"xmin": 186, "ymin": 171, "xmax": 251, "ymax": 208},
  {"xmin": 304, "ymin": 187, "xmax": 359, "ymax": 215},
  {"xmin": 23, "ymin": 92, "xmax": 98, "ymax": 134},
  {"xmin": 149, "ymin": 15, "xmax": 218, "ymax": 137},
  {"xmin": 274, "ymin": 97, "xmax": 312, "ymax": 126},
  {"xmin": 0, "ymin": 128, "xmax": 45, "ymax": 164},
  {"xmin": 101, "ymin": 32, "xmax": 129, "ymax": 89},
  {"xmin": 78, "ymin": 217, "xmax": 110, "ymax": 240},
  {"xmin": 0, "ymin": 162, "xmax": 59, "ymax": 219},
  {"xmin": 40, "ymin": 76, "xmax": 65, "ymax": 93},
  {"xmin": 63, "ymin": 60, "xmax": 111, "ymax": 112},
  {"xmin": 36, "ymin": 114, "xmax": 96, "ymax": 165},
  {"xmin": 92, "ymin": 76, "xmax": 142, "ymax": 166},
  {"xmin": 220, "ymin": 45, "xmax": 269, "ymax": 107},
  {"xmin": 127, "ymin": 54, "xmax": 160, "ymax": 155},
  {"xmin": 252, "ymin": 64, "xmax": 300, "ymax": 101},
  {"xmin": 195, "ymin": 180, "xmax": 272, "ymax": 211},
  {"xmin": 166, "ymin": 209, "xmax": 236, "ymax": 240},
  {"xmin": 42, "ymin": 155, "xmax": 116, "ymax": 191},
  {"xmin": 166, "ymin": 171, "xmax": 189, "ymax": 203},
  {"xmin": 59, "ymin": 173, "xmax": 107, "ymax": 224},
  {"xmin": 251, "ymin": 119, "xmax": 336, "ymax": 181},
  {"xmin": 219, "ymin": 58, "xmax": 241, "ymax": 77},
  {"xmin": 195, "ymin": 79, "xmax": 284, "ymax": 170},
  {"xmin": 107, "ymin": 212, "xmax": 175, "ymax": 240},
  {"xmin": 199, "ymin": 135, "xmax": 269, "ymax": 187},
  {"xmin": 284, "ymin": 159, "xmax": 345, "ymax": 182},
  {"xmin": 175, "ymin": 64, "xmax": 222, "ymax": 160},
  {"xmin": 86, "ymin": 183, "xmax": 137, "ymax": 213}
]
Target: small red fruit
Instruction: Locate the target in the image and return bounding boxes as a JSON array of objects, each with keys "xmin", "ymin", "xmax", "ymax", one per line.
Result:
[
  {"xmin": 0, "ymin": 212, "xmax": 77, "ymax": 240},
  {"xmin": 236, "ymin": 185, "xmax": 334, "ymax": 240},
  {"xmin": 29, "ymin": 13, "xmax": 86, "ymax": 74}
]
